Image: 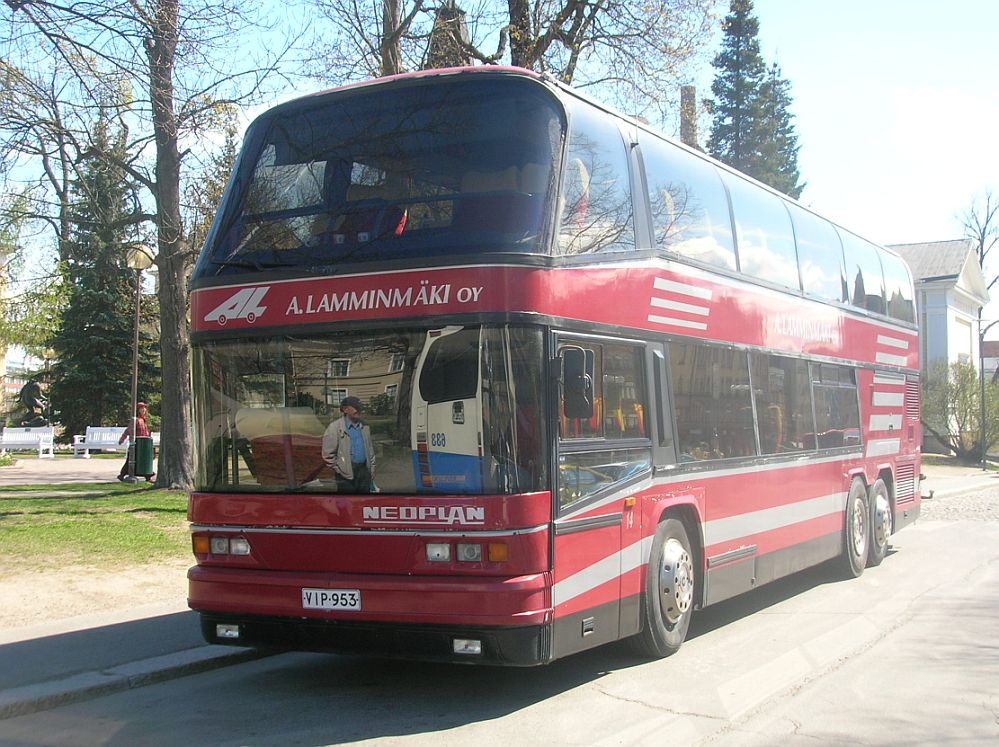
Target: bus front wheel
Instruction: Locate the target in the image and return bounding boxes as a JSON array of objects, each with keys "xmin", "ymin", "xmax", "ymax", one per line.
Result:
[
  {"xmin": 842, "ymin": 477, "xmax": 870, "ymax": 578},
  {"xmin": 630, "ymin": 517, "xmax": 695, "ymax": 658}
]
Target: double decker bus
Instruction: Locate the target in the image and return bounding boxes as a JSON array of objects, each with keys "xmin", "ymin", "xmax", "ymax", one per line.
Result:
[{"xmin": 187, "ymin": 66, "xmax": 921, "ymax": 665}]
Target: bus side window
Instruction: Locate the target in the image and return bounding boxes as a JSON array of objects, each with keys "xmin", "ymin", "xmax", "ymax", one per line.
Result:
[
  {"xmin": 749, "ymin": 352, "xmax": 816, "ymax": 454},
  {"xmin": 557, "ymin": 339, "xmax": 652, "ymax": 509},
  {"xmin": 669, "ymin": 341, "xmax": 757, "ymax": 461},
  {"xmin": 810, "ymin": 363, "xmax": 861, "ymax": 449}
]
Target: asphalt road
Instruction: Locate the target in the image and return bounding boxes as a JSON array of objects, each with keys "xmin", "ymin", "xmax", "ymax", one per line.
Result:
[{"xmin": 0, "ymin": 467, "xmax": 997, "ymax": 745}]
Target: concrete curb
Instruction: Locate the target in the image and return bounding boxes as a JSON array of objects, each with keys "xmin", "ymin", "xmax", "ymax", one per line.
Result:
[{"xmin": 0, "ymin": 645, "xmax": 272, "ymax": 720}]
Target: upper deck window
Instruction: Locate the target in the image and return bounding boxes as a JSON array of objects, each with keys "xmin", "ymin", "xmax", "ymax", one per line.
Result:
[
  {"xmin": 787, "ymin": 202, "xmax": 846, "ymax": 303},
  {"xmin": 881, "ymin": 251, "xmax": 916, "ymax": 324},
  {"xmin": 199, "ymin": 77, "xmax": 564, "ymax": 277},
  {"xmin": 557, "ymin": 100, "xmax": 635, "ymax": 255},
  {"xmin": 722, "ymin": 172, "xmax": 799, "ymax": 290},
  {"xmin": 641, "ymin": 133, "xmax": 736, "ymax": 271},
  {"xmin": 838, "ymin": 228, "xmax": 886, "ymax": 315}
]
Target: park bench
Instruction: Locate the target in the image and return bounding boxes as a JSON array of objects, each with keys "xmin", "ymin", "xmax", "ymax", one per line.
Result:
[
  {"xmin": 71, "ymin": 426, "xmax": 129, "ymax": 458},
  {"xmin": 1, "ymin": 426, "xmax": 55, "ymax": 458},
  {"xmin": 71, "ymin": 427, "xmax": 161, "ymax": 457}
]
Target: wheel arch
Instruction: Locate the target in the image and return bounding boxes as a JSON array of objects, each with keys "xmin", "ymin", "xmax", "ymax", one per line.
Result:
[
  {"xmin": 846, "ymin": 466, "xmax": 869, "ymax": 488},
  {"xmin": 876, "ymin": 466, "xmax": 896, "ymax": 507}
]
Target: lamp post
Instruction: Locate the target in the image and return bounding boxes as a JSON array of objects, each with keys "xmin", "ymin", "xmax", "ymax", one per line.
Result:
[{"xmin": 125, "ymin": 244, "xmax": 154, "ymax": 483}]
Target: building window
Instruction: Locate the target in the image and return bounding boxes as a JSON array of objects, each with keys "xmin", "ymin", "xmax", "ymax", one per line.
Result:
[
  {"xmin": 327, "ymin": 387, "xmax": 348, "ymax": 405},
  {"xmin": 328, "ymin": 359, "xmax": 350, "ymax": 377}
]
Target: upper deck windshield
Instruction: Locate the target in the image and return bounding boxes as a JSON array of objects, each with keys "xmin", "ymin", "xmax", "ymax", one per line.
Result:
[
  {"xmin": 200, "ymin": 76, "xmax": 563, "ymax": 277},
  {"xmin": 193, "ymin": 325, "xmax": 546, "ymax": 494}
]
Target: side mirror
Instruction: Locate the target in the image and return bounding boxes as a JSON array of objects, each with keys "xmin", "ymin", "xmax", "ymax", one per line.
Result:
[{"xmin": 562, "ymin": 346, "xmax": 594, "ymax": 419}]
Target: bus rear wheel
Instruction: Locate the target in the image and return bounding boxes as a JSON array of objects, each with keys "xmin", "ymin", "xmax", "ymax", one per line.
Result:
[
  {"xmin": 842, "ymin": 477, "xmax": 870, "ymax": 578},
  {"xmin": 867, "ymin": 478, "xmax": 892, "ymax": 567},
  {"xmin": 629, "ymin": 517, "xmax": 695, "ymax": 658}
]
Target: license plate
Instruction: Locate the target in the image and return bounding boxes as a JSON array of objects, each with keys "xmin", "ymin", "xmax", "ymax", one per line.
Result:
[{"xmin": 302, "ymin": 588, "xmax": 361, "ymax": 611}]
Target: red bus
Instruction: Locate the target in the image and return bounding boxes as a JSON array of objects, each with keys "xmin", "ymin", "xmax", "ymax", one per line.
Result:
[{"xmin": 187, "ymin": 66, "xmax": 921, "ymax": 665}]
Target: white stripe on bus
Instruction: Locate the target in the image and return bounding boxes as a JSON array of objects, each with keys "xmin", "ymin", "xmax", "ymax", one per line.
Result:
[
  {"xmin": 649, "ymin": 297, "xmax": 710, "ymax": 316},
  {"xmin": 653, "ymin": 277, "xmax": 713, "ymax": 300},
  {"xmin": 703, "ymin": 491, "xmax": 847, "ymax": 546},
  {"xmin": 866, "ymin": 438, "xmax": 901, "ymax": 457},
  {"xmin": 873, "ymin": 373, "xmax": 906, "ymax": 386},
  {"xmin": 869, "ymin": 414, "xmax": 902, "ymax": 432},
  {"xmin": 875, "ymin": 351, "xmax": 908, "ymax": 366},
  {"xmin": 647, "ymin": 314, "xmax": 709, "ymax": 330},
  {"xmin": 876, "ymin": 334, "xmax": 909, "ymax": 349},
  {"xmin": 872, "ymin": 391, "xmax": 904, "ymax": 407}
]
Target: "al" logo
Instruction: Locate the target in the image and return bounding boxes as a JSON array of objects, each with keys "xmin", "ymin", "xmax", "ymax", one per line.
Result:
[{"xmin": 203, "ymin": 287, "xmax": 269, "ymax": 326}]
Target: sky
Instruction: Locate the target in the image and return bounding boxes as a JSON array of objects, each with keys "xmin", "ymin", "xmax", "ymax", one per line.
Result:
[{"xmin": 715, "ymin": 0, "xmax": 998, "ymax": 249}]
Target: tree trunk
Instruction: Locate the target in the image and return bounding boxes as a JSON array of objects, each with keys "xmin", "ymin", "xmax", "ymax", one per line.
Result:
[
  {"xmin": 146, "ymin": 0, "xmax": 194, "ymax": 490},
  {"xmin": 507, "ymin": 0, "xmax": 534, "ymax": 68},
  {"xmin": 381, "ymin": 0, "xmax": 403, "ymax": 76}
]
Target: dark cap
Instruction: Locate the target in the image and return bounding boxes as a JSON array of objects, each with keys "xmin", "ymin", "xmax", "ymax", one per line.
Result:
[{"xmin": 340, "ymin": 396, "xmax": 363, "ymax": 410}]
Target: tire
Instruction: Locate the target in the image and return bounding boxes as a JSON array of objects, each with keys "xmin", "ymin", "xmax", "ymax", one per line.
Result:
[
  {"xmin": 867, "ymin": 478, "xmax": 892, "ymax": 567},
  {"xmin": 842, "ymin": 477, "xmax": 870, "ymax": 578},
  {"xmin": 629, "ymin": 517, "xmax": 696, "ymax": 658}
]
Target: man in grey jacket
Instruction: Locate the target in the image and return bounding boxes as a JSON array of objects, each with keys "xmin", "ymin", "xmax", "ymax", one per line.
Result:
[{"xmin": 322, "ymin": 396, "xmax": 376, "ymax": 493}]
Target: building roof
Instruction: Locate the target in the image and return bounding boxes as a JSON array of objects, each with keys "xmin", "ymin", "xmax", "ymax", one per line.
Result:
[
  {"xmin": 888, "ymin": 238, "xmax": 989, "ymax": 308},
  {"xmin": 888, "ymin": 239, "xmax": 975, "ymax": 281}
]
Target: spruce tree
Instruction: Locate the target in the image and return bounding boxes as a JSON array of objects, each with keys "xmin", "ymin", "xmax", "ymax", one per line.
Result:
[
  {"xmin": 755, "ymin": 62, "xmax": 805, "ymax": 198},
  {"xmin": 707, "ymin": 0, "xmax": 804, "ymax": 198},
  {"xmin": 48, "ymin": 113, "xmax": 160, "ymax": 437}
]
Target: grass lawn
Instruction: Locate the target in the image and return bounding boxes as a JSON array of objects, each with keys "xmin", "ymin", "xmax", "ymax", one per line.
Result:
[{"xmin": 0, "ymin": 483, "xmax": 190, "ymax": 571}]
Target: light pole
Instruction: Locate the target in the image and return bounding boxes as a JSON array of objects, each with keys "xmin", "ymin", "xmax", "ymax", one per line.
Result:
[{"xmin": 125, "ymin": 244, "xmax": 154, "ymax": 483}]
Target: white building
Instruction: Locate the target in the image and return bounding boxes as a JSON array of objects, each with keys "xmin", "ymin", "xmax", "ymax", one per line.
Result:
[{"xmin": 889, "ymin": 239, "xmax": 989, "ymax": 371}]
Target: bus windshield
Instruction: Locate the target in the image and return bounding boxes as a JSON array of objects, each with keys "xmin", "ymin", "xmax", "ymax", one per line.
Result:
[
  {"xmin": 193, "ymin": 325, "xmax": 547, "ymax": 494},
  {"xmin": 200, "ymin": 77, "xmax": 563, "ymax": 276}
]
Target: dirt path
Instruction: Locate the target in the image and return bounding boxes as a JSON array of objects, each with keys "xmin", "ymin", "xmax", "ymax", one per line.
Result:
[{"xmin": 0, "ymin": 558, "xmax": 191, "ymax": 631}]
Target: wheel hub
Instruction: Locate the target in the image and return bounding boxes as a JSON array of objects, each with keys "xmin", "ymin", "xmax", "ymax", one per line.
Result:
[
  {"xmin": 659, "ymin": 538, "xmax": 693, "ymax": 625},
  {"xmin": 873, "ymin": 492, "xmax": 892, "ymax": 548},
  {"xmin": 851, "ymin": 494, "xmax": 867, "ymax": 557}
]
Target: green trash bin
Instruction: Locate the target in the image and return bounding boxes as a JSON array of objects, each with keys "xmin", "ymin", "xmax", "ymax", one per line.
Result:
[{"xmin": 134, "ymin": 436, "xmax": 154, "ymax": 477}]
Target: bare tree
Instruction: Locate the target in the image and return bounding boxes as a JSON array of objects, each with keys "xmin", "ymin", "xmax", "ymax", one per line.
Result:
[
  {"xmin": 0, "ymin": 57, "xmax": 92, "ymax": 262},
  {"xmin": 307, "ymin": 0, "xmax": 716, "ymax": 121},
  {"xmin": 962, "ymin": 189, "xmax": 999, "ymax": 292},
  {"xmin": 2, "ymin": 0, "xmax": 296, "ymax": 489},
  {"xmin": 308, "ymin": 0, "xmax": 432, "ymax": 79}
]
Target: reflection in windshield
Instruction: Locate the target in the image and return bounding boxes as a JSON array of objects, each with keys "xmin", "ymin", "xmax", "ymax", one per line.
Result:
[
  {"xmin": 202, "ymin": 78, "xmax": 563, "ymax": 275},
  {"xmin": 193, "ymin": 326, "xmax": 546, "ymax": 494}
]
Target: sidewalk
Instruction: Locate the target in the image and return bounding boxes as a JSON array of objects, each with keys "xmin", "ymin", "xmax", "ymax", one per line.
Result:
[
  {"xmin": 0, "ymin": 608, "xmax": 266, "ymax": 720},
  {"xmin": 0, "ymin": 454, "xmax": 123, "ymax": 485},
  {"xmin": 0, "ymin": 454, "xmax": 268, "ymax": 720},
  {"xmin": 919, "ymin": 459, "xmax": 999, "ymax": 499}
]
